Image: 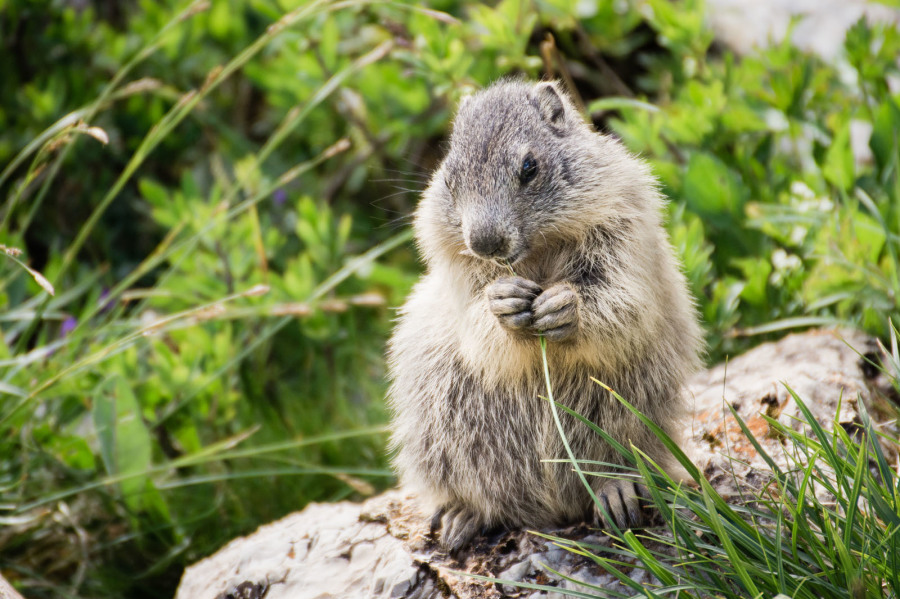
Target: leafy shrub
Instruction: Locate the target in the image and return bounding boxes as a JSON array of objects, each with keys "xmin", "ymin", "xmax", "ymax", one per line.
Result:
[{"xmin": 1, "ymin": 0, "xmax": 899, "ymax": 597}]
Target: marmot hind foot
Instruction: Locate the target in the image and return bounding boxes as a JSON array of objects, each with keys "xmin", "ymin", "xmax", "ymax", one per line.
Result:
[
  {"xmin": 593, "ymin": 478, "xmax": 649, "ymax": 530},
  {"xmin": 430, "ymin": 506, "xmax": 484, "ymax": 554}
]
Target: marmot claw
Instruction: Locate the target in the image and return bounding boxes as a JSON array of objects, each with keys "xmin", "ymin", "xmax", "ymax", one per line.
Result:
[
  {"xmin": 531, "ymin": 283, "xmax": 578, "ymax": 341},
  {"xmin": 486, "ymin": 276, "xmax": 542, "ymax": 332},
  {"xmin": 593, "ymin": 479, "xmax": 646, "ymax": 530},
  {"xmin": 431, "ymin": 506, "xmax": 482, "ymax": 554}
]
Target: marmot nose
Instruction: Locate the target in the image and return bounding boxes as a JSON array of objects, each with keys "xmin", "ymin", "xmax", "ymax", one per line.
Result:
[{"xmin": 468, "ymin": 229, "xmax": 509, "ymax": 258}]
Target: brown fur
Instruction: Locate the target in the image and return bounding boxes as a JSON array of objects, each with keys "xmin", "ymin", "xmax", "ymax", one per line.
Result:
[{"xmin": 387, "ymin": 80, "xmax": 703, "ymax": 551}]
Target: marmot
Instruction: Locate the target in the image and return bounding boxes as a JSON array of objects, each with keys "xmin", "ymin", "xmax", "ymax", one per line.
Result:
[{"xmin": 387, "ymin": 80, "xmax": 703, "ymax": 551}]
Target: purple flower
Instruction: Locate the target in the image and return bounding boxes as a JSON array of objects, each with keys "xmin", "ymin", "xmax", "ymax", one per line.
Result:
[
  {"xmin": 272, "ymin": 189, "xmax": 287, "ymax": 206},
  {"xmin": 60, "ymin": 316, "xmax": 77, "ymax": 337}
]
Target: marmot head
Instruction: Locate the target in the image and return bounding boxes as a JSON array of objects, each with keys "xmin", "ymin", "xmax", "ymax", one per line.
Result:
[{"xmin": 433, "ymin": 80, "xmax": 602, "ymax": 266}]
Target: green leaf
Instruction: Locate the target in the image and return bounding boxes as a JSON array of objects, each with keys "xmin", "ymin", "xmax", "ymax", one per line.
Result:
[
  {"xmin": 870, "ymin": 99, "xmax": 900, "ymax": 176},
  {"xmin": 683, "ymin": 152, "xmax": 745, "ymax": 223},
  {"xmin": 823, "ymin": 121, "xmax": 855, "ymax": 191},
  {"xmin": 319, "ymin": 15, "xmax": 340, "ymax": 71},
  {"xmin": 93, "ymin": 378, "xmax": 118, "ymax": 477},
  {"xmin": 94, "ymin": 376, "xmax": 161, "ymax": 515},
  {"xmin": 734, "ymin": 257, "xmax": 772, "ymax": 306},
  {"xmin": 587, "ymin": 97, "xmax": 660, "ymax": 114}
]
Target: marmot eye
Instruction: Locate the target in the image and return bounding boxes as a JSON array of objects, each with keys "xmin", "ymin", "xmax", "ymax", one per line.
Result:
[{"xmin": 519, "ymin": 154, "xmax": 538, "ymax": 184}]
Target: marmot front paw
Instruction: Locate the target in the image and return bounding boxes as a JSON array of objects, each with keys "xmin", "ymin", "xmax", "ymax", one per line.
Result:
[
  {"xmin": 486, "ymin": 276, "xmax": 542, "ymax": 332},
  {"xmin": 487, "ymin": 278, "xmax": 579, "ymax": 341},
  {"xmin": 532, "ymin": 283, "xmax": 578, "ymax": 342}
]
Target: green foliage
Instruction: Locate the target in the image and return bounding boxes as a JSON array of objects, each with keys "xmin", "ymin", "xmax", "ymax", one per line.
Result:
[
  {"xmin": 611, "ymin": 15, "xmax": 900, "ymax": 355},
  {"xmin": 1, "ymin": 0, "xmax": 899, "ymax": 597}
]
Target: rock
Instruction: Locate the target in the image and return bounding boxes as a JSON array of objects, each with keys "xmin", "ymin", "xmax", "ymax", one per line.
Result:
[
  {"xmin": 689, "ymin": 329, "xmax": 897, "ymax": 500},
  {"xmin": 704, "ymin": 0, "xmax": 900, "ymax": 59},
  {"xmin": 175, "ymin": 329, "xmax": 897, "ymax": 599},
  {"xmin": 0, "ymin": 573, "xmax": 25, "ymax": 599}
]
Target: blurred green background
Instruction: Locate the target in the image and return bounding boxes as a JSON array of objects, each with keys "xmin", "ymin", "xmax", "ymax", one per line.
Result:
[{"xmin": 1, "ymin": 0, "xmax": 898, "ymax": 597}]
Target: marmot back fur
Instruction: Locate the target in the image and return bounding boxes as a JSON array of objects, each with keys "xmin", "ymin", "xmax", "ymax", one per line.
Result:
[{"xmin": 387, "ymin": 80, "xmax": 703, "ymax": 551}]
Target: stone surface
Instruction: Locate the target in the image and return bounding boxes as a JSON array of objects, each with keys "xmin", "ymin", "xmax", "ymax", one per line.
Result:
[
  {"xmin": 175, "ymin": 329, "xmax": 898, "ymax": 599},
  {"xmin": 0, "ymin": 574, "xmax": 25, "ymax": 599},
  {"xmin": 705, "ymin": 0, "xmax": 900, "ymax": 59}
]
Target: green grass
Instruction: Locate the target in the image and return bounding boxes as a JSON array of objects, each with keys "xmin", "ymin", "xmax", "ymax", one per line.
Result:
[
  {"xmin": 2, "ymin": 0, "xmax": 900, "ymax": 597},
  {"xmin": 491, "ymin": 324, "xmax": 900, "ymax": 598}
]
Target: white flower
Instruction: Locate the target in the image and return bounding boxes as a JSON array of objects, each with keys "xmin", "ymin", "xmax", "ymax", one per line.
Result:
[
  {"xmin": 772, "ymin": 248, "xmax": 801, "ymax": 271},
  {"xmin": 790, "ymin": 225, "xmax": 808, "ymax": 245},
  {"xmin": 790, "ymin": 181, "xmax": 815, "ymax": 200}
]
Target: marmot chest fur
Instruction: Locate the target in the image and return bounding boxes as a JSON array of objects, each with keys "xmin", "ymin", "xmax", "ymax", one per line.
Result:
[{"xmin": 387, "ymin": 80, "xmax": 703, "ymax": 551}]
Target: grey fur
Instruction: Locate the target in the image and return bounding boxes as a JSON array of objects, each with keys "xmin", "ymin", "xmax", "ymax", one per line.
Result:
[{"xmin": 387, "ymin": 80, "xmax": 704, "ymax": 552}]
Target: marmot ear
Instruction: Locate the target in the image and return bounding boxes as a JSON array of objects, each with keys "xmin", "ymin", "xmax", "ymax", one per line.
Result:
[{"xmin": 534, "ymin": 82, "xmax": 566, "ymax": 124}]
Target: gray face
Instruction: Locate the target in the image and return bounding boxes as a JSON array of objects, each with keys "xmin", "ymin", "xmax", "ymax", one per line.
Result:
[{"xmin": 440, "ymin": 82, "xmax": 576, "ymax": 265}]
